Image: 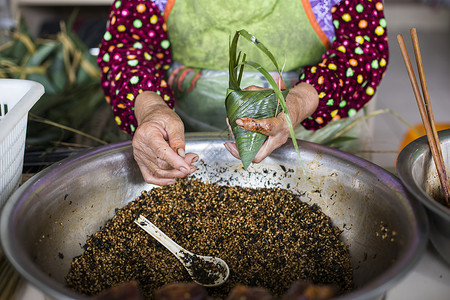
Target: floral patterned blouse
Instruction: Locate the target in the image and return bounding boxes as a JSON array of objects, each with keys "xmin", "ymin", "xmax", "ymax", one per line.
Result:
[{"xmin": 98, "ymin": 0, "xmax": 389, "ymax": 135}]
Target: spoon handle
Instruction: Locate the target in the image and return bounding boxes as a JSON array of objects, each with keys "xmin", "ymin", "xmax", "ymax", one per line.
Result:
[{"xmin": 134, "ymin": 215, "xmax": 186, "ymax": 258}]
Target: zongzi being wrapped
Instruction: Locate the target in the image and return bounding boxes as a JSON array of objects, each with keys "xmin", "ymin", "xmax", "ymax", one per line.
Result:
[{"xmin": 225, "ymin": 30, "xmax": 300, "ymax": 170}]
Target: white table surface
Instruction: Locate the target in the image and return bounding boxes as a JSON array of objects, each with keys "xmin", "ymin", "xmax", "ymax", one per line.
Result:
[
  {"xmin": 14, "ymin": 242, "xmax": 450, "ymax": 300},
  {"xmin": 384, "ymin": 243, "xmax": 450, "ymax": 300}
]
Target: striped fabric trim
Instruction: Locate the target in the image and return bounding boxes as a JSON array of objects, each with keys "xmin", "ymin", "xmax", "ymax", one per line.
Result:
[
  {"xmin": 301, "ymin": 0, "xmax": 331, "ymax": 50},
  {"xmin": 163, "ymin": 0, "xmax": 176, "ymax": 22}
]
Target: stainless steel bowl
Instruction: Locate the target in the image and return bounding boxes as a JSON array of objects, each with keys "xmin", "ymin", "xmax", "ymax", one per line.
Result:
[
  {"xmin": 1, "ymin": 135, "xmax": 428, "ymax": 300},
  {"xmin": 397, "ymin": 129, "xmax": 450, "ymax": 265}
]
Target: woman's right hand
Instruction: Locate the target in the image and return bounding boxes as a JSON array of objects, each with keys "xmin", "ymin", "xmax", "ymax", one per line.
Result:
[
  {"xmin": 133, "ymin": 91, "xmax": 198, "ymax": 186},
  {"xmin": 224, "ymin": 83, "xmax": 319, "ymax": 163}
]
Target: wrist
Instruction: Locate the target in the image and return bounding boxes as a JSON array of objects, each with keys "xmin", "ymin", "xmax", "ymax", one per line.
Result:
[
  {"xmin": 287, "ymin": 82, "xmax": 319, "ymax": 126},
  {"xmin": 135, "ymin": 91, "xmax": 166, "ymax": 124}
]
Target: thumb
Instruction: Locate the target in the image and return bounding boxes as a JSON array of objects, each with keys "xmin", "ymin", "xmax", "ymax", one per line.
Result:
[
  {"xmin": 236, "ymin": 117, "xmax": 283, "ymax": 136},
  {"xmin": 243, "ymin": 85, "xmax": 269, "ymax": 91}
]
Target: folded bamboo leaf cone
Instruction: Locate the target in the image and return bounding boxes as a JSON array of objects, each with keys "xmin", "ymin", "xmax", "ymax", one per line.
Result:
[{"xmin": 225, "ymin": 88, "xmax": 289, "ymax": 169}]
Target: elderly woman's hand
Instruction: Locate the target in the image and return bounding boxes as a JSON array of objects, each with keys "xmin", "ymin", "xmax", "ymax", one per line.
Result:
[
  {"xmin": 224, "ymin": 82, "xmax": 318, "ymax": 163},
  {"xmin": 133, "ymin": 91, "xmax": 198, "ymax": 186}
]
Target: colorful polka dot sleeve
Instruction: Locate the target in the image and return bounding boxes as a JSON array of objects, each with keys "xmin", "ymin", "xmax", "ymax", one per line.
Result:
[
  {"xmin": 98, "ymin": 0, "xmax": 388, "ymax": 134},
  {"xmin": 97, "ymin": 0, "xmax": 173, "ymax": 134},
  {"xmin": 299, "ymin": 0, "xmax": 389, "ymax": 130}
]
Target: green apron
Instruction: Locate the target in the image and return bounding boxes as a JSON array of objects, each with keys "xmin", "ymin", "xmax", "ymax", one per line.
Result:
[{"xmin": 165, "ymin": 0, "xmax": 371, "ymax": 153}]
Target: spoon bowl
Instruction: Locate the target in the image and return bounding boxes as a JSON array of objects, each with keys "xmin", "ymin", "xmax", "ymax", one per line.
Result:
[{"xmin": 134, "ymin": 215, "xmax": 230, "ymax": 287}]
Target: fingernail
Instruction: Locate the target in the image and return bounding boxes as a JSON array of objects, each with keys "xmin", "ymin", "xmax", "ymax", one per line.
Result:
[
  {"xmin": 177, "ymin": 148, "xmax": 185, "ymax": 158},
  {"xmin": 235, "ymin": 119, "xmax": 243, "ymax": 126},
  {"xmin": 180, "ymin": 167, "xmax": 188, "ymax": 173},
  {"xmin": 224, "ymin": 143, "xmax": 238, "ymax": 157},
  {"xmin": 192, "ymin": 155, "xmax": 199, "ymax": 163}
]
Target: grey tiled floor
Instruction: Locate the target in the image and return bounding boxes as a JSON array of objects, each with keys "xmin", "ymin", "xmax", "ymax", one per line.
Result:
[{"xmin": 368, "ymin": 4, "xmax": 450, "ymax": 169}]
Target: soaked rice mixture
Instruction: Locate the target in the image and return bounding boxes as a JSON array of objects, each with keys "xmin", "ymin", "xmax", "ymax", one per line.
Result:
[{"xmin": 66, "ymin": 178, "xmax": 353, "ymax": 299}]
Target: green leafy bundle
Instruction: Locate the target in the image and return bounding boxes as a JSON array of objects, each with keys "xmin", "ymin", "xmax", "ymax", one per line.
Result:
[
  {"xmin": 225, "ymin": 30, "xmax": 300, "ymax": 170},
  {"xmin": 0, "ymin": 16, "xmax": 127, "ymax": 151}
]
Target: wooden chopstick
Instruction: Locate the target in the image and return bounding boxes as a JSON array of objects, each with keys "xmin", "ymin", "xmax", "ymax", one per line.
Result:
[
  {"xmin": 397, "ymin": 30, "xmax": 450, "ymax": 204},
  {"xmin": 410, "ymin": 29, "xmax": 446, "ymax": 176}
]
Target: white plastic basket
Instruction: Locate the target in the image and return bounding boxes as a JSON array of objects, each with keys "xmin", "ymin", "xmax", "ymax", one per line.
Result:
[{"xmin": 0, "ymin": 79, "xmax": 44, "ymax": 206}]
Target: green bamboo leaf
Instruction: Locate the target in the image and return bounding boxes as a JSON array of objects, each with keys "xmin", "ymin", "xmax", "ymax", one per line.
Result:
[
  {"xmin": 0, "ymin": 37, "xmax": 29, "ymax": 62},
  {"xmin": 65, "ymin": 27, "xmax": 90, "ymax": 52},
  {"xmin": 66, "ymin": 7, "xmax": 80, "ymax": 32},
  {"xmin": 237, "ymin": 30, "xmax": 281, "ymax": 72},
  {"xmin": 27, "ymin": 73, "xmax": 57, "ymax": 94},
  {"xmin": 76, "ymin": 52, "xmax": 101, "ymax": 84},
  {"xmin": 47, "ymin": 45, "xmax": 68, "ymax": 92},
  {"xmin": 226, "ymin": 89, "xmax": 289, "ymax": 169},
  {"xmin": 243, "ymin": 60, "xmax": 303, "ymax": 170},
  {"xmin": 228, "ymin": 33, "xmax": 242, "ymax": 91},
  {"xmin": 226, "ymin": 30, "xmax": 303, "ymax": 170},
  {"xmin": 0, "ymin": 19, "xmax": 33, "ymax": 60},
  {"xmin": 25, "ymin": 42, "xmax": 58, "ymax": 67}
]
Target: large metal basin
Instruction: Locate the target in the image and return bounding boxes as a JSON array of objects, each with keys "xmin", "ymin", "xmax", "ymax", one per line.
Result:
[
  {"xmin": 1, "ymin": 135, "xmax": 428, "ymax": 299},
  {"xmin": 397, "ymin": 129, "xmax": 450, "ymax": 265}
]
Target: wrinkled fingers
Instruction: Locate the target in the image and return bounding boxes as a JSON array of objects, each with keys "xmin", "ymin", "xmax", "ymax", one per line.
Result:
[
  {"xmin": 137, "ymin": 158, "xmax": 194, "ymax": 186},
  {"xmin": 224, "ymin": 142, "xmax": 240, "ymax": 159}
]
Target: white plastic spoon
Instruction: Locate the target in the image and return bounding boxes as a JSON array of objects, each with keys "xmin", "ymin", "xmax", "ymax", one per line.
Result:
[{"xmin": 134, "ymin": 214, "xmax": 230, "ymax": 287}]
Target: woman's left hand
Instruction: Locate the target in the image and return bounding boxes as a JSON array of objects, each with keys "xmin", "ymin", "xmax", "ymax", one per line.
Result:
[{"xmin": 224, "ymin": 82, "xmax": 319, "ymax": 163}]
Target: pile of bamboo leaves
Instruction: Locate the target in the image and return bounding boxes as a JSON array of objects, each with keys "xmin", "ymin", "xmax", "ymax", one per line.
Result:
[{"xmin": 0, "ymin": 15, "xmax": 127, "ymax": 152}]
